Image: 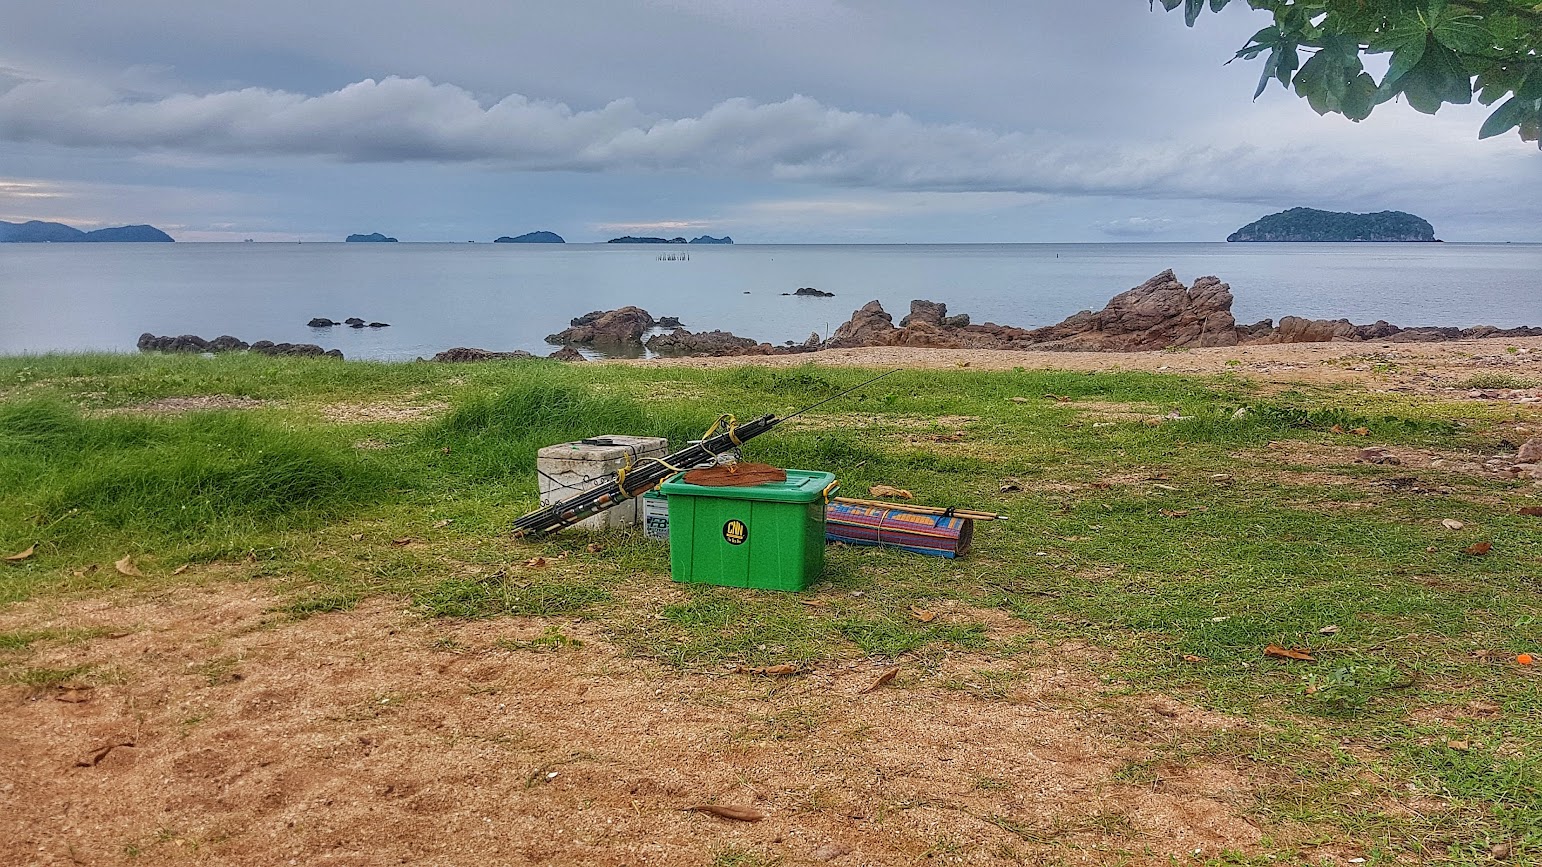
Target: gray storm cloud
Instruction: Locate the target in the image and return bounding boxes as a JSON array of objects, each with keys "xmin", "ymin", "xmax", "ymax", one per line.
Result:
[{"xmin": 0, "ymin": 74, "xmax": 1498, "ymax": 208}]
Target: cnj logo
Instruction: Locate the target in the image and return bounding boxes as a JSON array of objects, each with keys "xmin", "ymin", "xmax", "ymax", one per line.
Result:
[{"xmin": 722, "ymin": 519, "xmax": 748, "ymax": 546}]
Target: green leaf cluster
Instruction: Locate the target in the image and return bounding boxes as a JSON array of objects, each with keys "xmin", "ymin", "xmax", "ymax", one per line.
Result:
[{"xmin": 1155, "ymin": 0, "xmax": 1542, "ymax": 147}]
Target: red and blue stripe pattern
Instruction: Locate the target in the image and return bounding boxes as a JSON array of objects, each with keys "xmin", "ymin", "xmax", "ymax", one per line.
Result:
[{"xmin": 825, "ymin": 502, "xmax": 974, "ymax": 558}]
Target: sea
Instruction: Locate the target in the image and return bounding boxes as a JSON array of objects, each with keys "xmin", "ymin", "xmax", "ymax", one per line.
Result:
[{"xmin": 2, "ymin": 242, "xmax": 1539, "ymax": 361}]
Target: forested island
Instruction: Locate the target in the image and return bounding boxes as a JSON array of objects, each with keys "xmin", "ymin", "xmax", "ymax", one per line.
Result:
[
  {"xmin": 494, "ymin": 231, "xmax": 565, "ymax": 243},
  {"xmin": 607, "ymin": 235, "xmax": 735, "ymax": 244},
  {"xmin": 1227, "ymin": 208, "xmax": 1437, "ymax": 242},
  {"xmin": 345, "ymin": 232, "xmax": 398, "ymax": 243},
  {"xmin": 0, "ymin": 220, "xmax": 174, "ymax": 242}
]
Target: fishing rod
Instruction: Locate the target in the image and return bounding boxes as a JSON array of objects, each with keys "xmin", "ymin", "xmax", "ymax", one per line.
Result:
[{"xmin": 512, "ymin": 368, "xmax": 901, "ymax": 538}]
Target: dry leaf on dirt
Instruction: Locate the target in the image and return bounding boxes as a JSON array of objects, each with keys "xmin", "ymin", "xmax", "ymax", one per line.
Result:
[
  {"xmin": 869, "ymin": 485, "xmax": 913, "ymax": 500},
  {"xmin": 1331, "ymin": 424, "xmax": 1345, "ymax": 434},
  {"xmin": 687, "ymin": 804, "xmax": 765, "ymax": 822},
  {"xmin": 860, "ymin": 667, "xmax": 900, "ymax": 694},
  {"xmin": 172, "ymin": 564, "xmax": 190, "ymax": 575},
  {"xmin": 114, "ymin": 556, "xmax": 143, "ymax": 577},
  {"xmin": 1351, "ymin": 427, "xmax": 1370, "ymax": 436},
  {"xmin": 586, "ymin": 543, "xmax": 603, "ymax": 553},
  {"xmin": 1264, "ymin": 644, "xmax": 1316, "ymax": 662},
  {"xmin": 1471, "ymin": 649, "xmax": 1494, "ymax": 660},
  {"xmin": 1043, "ymin": 394, "xmax": 1071, "ymax": 403},
  {"xmin": 737, "ymin": 664, "xmax": 800, "ymax": 676},
  {"xmin": 523, "ymin": 557, "xmax": 548, "ymax": 568},
  {"xmin": 76, "ymin": 740, "xmax": 134, "ymax": 768},
  {"xmin": 909, "ymin": 605, "xmax": 937, "ymax": 623},
  {"xmin": 4, "ymin": 544, "xmax": 35, "ymax": 562},
  {"xmin": 1519, "ymin": 506, "xmax": 1542, "ymax": 517},
  {"xmin": 390, "ymin": 537, "xmax": 413, "ymax": 546},
  {"xmin": 800, "ymin": 599, "xmax": 830, "ymax": 608},
  {"xmin": 54, "ymin": 686, "xmax": 94, "ymax": 703},
  {"xmin": 1464, "ymin": 541, "xmax": 1493, "ymax": 556},
  {"xmin": 999, "ymin": 480, "xmax": 1023, "ymax": 493},
  {"xmin": 1447, "ymin": 740, "xmax": 1470, "ymax": 751},
  {"xmin": 1441, "ymin": 519, "xmax": 1465, "ymax": 531},
  {"xmin": 1318, "ymin": 625, "xmax": 1341, "ymax": 635},
  {"xmin": 1467, "ymin": 700, "xmax": 1501, "ymax": 716}
]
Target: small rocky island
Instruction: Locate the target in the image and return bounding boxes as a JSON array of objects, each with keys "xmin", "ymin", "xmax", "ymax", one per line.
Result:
[
  {"xmin": 606, "ymin": 235, "xmax": 735, "ymax": 244},
  {"xmin": 1228, "ymin": 208, "xmax": 1437, "ymax": 242},
  {"xmin": 345, "ymin": 232, "xmax": 398, "ymax": 243},
  {"xmin": 689, "ymin": 235, "xmax": 733, "ymax": 244},
  {"xmin": 494, "ymin": 231, "xmax": 565, "ymax": 243},
  {"xmin": 0, "ymin": 220, "xmax": 174, "ymax": 242}
]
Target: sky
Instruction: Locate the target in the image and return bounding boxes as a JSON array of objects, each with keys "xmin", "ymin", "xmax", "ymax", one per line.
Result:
[{"xmin": 0, "ymin": 0, "xmax": 1537, "ymax": 243}]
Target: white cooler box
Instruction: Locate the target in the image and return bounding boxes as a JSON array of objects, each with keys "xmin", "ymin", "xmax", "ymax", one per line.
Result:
[{"xmin": 536, "ymin": 435, "xmax": 670, "ymax": 532}]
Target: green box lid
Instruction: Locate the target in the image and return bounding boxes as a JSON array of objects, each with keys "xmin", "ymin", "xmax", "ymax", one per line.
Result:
[{"xmin": 660, "ymin": 468, "xmax": 837, "ymax": 504}]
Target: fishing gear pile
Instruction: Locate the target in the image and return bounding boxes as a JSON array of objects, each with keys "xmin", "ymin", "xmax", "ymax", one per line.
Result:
[{"xmin": 511, "ymin": 369, "xmax": 899, "ymax": 538}]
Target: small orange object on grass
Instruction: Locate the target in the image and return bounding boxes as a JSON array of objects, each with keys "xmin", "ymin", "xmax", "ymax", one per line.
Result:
[{"xmin": 1518, "ymin": 653, "xmax": 1534, "ymax": 666}]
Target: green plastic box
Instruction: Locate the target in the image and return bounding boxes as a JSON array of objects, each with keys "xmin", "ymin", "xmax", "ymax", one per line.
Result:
[{"xmin": 659, "ymin": 469, "xmax": 837, "ymax": 592}]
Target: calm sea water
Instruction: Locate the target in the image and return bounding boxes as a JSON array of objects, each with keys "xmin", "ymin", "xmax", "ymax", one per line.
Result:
[{"xmin": 2, "ymin": 242, "xmax": 1539, "ymax": 360}]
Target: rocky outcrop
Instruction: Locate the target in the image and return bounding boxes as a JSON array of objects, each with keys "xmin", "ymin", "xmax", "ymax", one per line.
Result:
[
  {"xmin": 791, "ymin": 287, "xmax": 835, "ymax": 297},
  {"xmin": 430, "ymin": 347, "xmax": 535, "ymax": 362},
  {"xmin": 546, "ymin": 307, "xmax": 656, "ymax": 345},
  {"xmin": 1023, "ymin": 271, "xmax": 1240, "ymax": 351},
  {"xmin": 645, "ymin": 328, "xmax": 767, "ymax": 355},
  {"xmin": 547, "ymin": 346, "xmax": 586, "ymax": 362},
  {"xmin": 657, "ymin": 316, "xmax": 685, "ymax": 328},
  {"xmin": 139, "ymin": 333, "xmax": 340, "ymax": 358},
  {"xmin": 308, "ymin": 318, "xmax": 337, "ymax": 327},
  {"xmin": 826, "ymin": 301, "xmax": 900, "ymax": 349},
  {"xmin": 688, "ymin": 235, "xmax": 733, "ymax": 244}
]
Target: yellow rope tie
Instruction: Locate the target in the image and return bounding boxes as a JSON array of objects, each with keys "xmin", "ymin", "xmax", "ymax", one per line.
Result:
[{"xmin": 615, "ymin": 455, "xmax": 689, "ymax": 497}]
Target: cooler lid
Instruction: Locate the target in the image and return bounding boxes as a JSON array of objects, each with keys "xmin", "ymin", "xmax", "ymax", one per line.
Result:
[
  {"xmin": 660, "ymin": 468, "xmax": 837, "ymax": 503},
  {"xmin": 536, "ymin": 435, "xmax": 669, "ymax": 462}
]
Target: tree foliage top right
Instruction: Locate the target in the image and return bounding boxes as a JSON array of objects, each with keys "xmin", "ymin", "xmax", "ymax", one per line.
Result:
[{"xmin": 1156, "ymin": 0, "xmax": 1542, "ymax": 148}]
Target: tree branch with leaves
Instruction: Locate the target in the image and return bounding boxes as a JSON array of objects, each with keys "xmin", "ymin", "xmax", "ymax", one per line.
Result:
[{"xmin": 1156, "ymin": 0, "xmax": 1542, "ymax": 147}]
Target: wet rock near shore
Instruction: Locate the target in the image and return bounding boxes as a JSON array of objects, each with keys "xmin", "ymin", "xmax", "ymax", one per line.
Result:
[
  {"xmin": 547, "ymin": 346, "xmax": 586, "ymax": 362},
  {"xmin": 138, "ymin": 333, "xmax": 341, "ymax": 358},
  {"xmin": 788, "ymin": 287, "xmax": 835, "ymax": 297},
  {"xmin": 645, "ymin": 328, "xmax": 774, "ymax": 356},
  {"xmin": 547, "ymin": 306, "xmax": 656, "ymax": 344},
  {"xmin": 430, "ymin": 347, "xmax": 535, "ymax": 362},
  {"xmin": 311, "ymin": 316, "xmax": 389, "ymax": 328}
]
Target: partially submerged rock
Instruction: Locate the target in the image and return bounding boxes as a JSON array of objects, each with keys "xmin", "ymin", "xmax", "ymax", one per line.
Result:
[
  {"xmin": 139, "ymin": 332, "xmax": 340, "ymax": 358},
  {"xmin": 430, "ymin": 347, "xmax": 535, "ymax": 362},
  {"xmin": 547, "ymin": 346, "xmax": 586, "ymax": 362},
  {"xmin": 792, "ymin": 287, "xmax": 835, "ymax": 297},
  {"xmin": 646, "ymin": 328, "xmax": 769, "ymax": 356},
  {"xmin": 547, "ymin": 306, "xmax": 656, "ymax": 345}
]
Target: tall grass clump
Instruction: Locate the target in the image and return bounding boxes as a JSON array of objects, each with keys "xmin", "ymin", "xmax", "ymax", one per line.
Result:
[
  {"xmin": 428, "ymin": 380, "xmax": 716, "ymax": 485},
  {"xmin": 0, "ymin": 399, "xmax": 392, "ymax": 555}
]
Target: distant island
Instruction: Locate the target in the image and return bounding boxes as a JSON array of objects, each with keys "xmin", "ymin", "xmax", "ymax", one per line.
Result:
[
  {"xmin": 494, "ymin": 231, "xmax": 565, "ymax": 243},
  {"xmin": 346, "ymin": 232, "xmax": 398, "ymax": 243},
  {"xmin": 0, "ymin": 220, "xmax": 174, "ymax": 243},
  {"xmin": 1228, "ymin": 208, "xmax": 1437, "ymax": 242},
  {"xmin": 606, "ymin": 234, "xmax": 734, "ymax": 244}
]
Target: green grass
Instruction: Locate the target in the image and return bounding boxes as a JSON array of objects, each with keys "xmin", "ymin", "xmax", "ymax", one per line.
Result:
[{"xmin": 2, "ymin": 352, "xmax": 1540, "ymax": 862}]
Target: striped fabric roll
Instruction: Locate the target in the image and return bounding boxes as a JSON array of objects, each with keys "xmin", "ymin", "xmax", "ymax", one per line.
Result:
[{"xmin": 825, "ymin": 502, "xmax": 974, "ymax": 559}]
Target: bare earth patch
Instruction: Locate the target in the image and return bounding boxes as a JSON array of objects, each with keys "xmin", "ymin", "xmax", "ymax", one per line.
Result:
[
  {"xmin": 103, "ymin": 395, "xmax": 270, "ymax": 414},
  {"xmin": 0, "ymin": 584, "xmax": 1283, "ymax": 866},
  {"xmin": 317, "ymin": 400, "xmax": 449, "ymax": 423}
]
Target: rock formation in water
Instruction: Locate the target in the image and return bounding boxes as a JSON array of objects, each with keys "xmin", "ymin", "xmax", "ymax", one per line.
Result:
[
  {"xmin": 790, "ymin": 287, "xmax": 835, "ymax": 297},
  {"xmin": 1228, "ymin": 208, "xmax": 1437, "ymax": 242},
  {"xmin": 494, "ymin": 231, "xmax": 565, "ymax": 243},
  {"xmin": 0, "ymin": 220, "xmax": 174, "ymax": 242},
  {"xmin": 546, "ymin": 307, "xmax": 657, "ymax": 344},
  {"xmin": 138, "ymin": 333, "xmax": 342, "ymax": 358},
  {"xmin": 688, "ymin": 235, "xmax": 733, "ymax": 244},
  {"xmin": 606, "ymin": 236, "xmax": 687, "ymax": 244},
  {"xmin": 345, "ymin": 232, "xmax": 398, "ymax": 243},
  {"xmin": 430, "ymin": 347, "xmax": 535, "ymax": 362}
]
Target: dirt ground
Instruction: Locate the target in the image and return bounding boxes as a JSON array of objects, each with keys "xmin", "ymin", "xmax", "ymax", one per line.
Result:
[
  {"xmin": 636, "ymin": 335, "xmax": 1542, "ymax": 393},
  {"xmin": 1, "ymin": 585, "xmax": 1282, "ymax": 867}
]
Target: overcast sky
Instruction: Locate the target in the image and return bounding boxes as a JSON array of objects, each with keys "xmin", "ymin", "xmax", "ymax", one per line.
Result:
[{"xmin": 0, "ymin": 0, "xmax": 1536, "ymax": 242}]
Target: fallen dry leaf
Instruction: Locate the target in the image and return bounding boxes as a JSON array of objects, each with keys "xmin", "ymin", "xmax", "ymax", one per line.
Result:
[
  {"xmin": 909, "ymin": 605, "xmax": 937, "ymax": 623},
  {"xmin": 350, "ymin": 533, "xmax": 364, "ymax": 541},
  {"xmin": 76, "ymin": 740, "xmax": 134, "ymax": 768},
  {"xmin": 1181, "ymin": 655, "xmax": 1205, "ymax": 662},
  {"xmin": 861, "ymin": 667, "xmax": 900, "ymax": 694},
  {"xmin": 1441, "ymin": 519, "xmax": 1465, "ymax": 531},
  {"xmin": 1351, "ymin": 427, "xmax": 1370, "ymax": 436},
  {"xmin": 172, "ymin": 564, "xmax": 190, "ymax": 575},
  {"xmin": 1471, "ymin": 649, "xmax": 1494, "ymax": 660},
  {"xmin": 1330, "ymin": 424, "xmax": 1345, "ymax": 434},
  {"xmin": 585, "ymin": 543, "xmax": 603, "ymax": 553},
  {"xmin": 1519, "ymin": 506, "xmax": 1542, "ymax": 517},
  {"xmin": 4, "ymin": 544, "xmax": 36, "ymax": 562},
  {"xmin": 1447, "ymin": 740, "xmax": 1470, "ymax": 751},
  {"xmin": 113, "ymin": 556, "xmax": 143, "ymax": 578},
  {"xmin": 1467, "ymin": 700, "xmax": 1501, "ymax": 716},
  {"xmin": 799, "ymin": 599, "xmax": 830, "ymax": 609},
  {"xmin": 432, "ymin": 519, "xmax": 453, "ymax": 529},
  {"xmin": 1464, "ymin": 541, "xmax": 1493, "ymax": 556},
  {"xmin": 869, "ymin": 484, "xmax": 913, "ymax": 500},
  {"xmin": 54, "ymin": 686, "xmax": 93, "ymax": 703},
  {"xmin": 1043, "ymin": 393, "xmax": 1071, "ymax": 403},
  {"xmin": 390, "ymin": 537, "xmax": 413, "ymax": 546},
  {"xmin": 999, "ymin": 480, "xmax": 1023, "ymax": 493},
  {"xmin": 523, "ymin": 557, "xmax": 548, "ymax": 568},
  {"xmin": 1264, "ymin": 644, "xmax": 1316, "ymax": 662},
  {"xmin": 1492, "ymin": 841, "xmax": 1513, "ymax": 861},
  {"xmin": 761, "ymin": 663, "xmax": 799, "ymax": 676},
  {"xmin": 687, "ymin": 804, "xmax": 765, "ymax": 822}
]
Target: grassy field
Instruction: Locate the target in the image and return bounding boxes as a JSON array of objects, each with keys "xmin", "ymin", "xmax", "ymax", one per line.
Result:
[{"xmin": 2, "ymin": 352, "xmax": 1540, "ymax": 864}]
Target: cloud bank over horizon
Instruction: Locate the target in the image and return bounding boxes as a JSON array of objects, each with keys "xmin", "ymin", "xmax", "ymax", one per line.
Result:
[{"xmin": 0, "ymin": 1, "xmax": 1536, "ymax": 242}]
